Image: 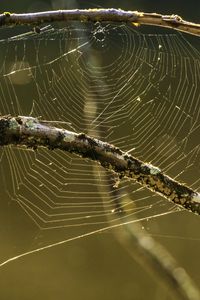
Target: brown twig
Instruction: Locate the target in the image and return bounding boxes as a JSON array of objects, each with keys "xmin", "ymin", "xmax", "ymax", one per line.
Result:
[
  {"xmin": 0, "ymin": 115, "xmax": 200, "ymax": 216},
  {"xmin": 0, "ymin": 115, "xmax": 200, "ymax": 299},
  {"xmin": 0, "ymin": 9, "xmax": 199, "ymax": 36}
]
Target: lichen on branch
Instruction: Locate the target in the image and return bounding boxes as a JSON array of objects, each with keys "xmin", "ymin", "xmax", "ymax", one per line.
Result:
[{"xmin": 0, "ymin": 115, "xmax": 200, "ymax": 216}]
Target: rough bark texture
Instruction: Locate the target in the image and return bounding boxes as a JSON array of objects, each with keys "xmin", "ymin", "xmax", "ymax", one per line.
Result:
[
  {"xmin": 0, "ymin": 9, "xmax": 199, "ymax": 36},
  {"xmin": 0, "ymin": 115, "xmax": 200, "ymax": 215}
]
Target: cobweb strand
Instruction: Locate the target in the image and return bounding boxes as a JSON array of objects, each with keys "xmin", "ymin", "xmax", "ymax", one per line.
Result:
[
  {"xmin": 0, "ymin": 9, "xmax": 200, "ymax": 36},
  {"xmin": 0, "ymin": 22, "xmax": 199, "ymax": 280},
  {"xmin": 1, "ymin": 115, "xmax": 200, "ymax": 216}
]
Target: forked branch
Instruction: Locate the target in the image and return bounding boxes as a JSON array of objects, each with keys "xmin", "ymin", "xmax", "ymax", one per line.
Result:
[
  {"xmin": 0, "ymin": 115, "xmax": 200, "ymax": 216},
  {"xmin": 0, "ymin": 9, "xmax": 199, "ymax": 36}
]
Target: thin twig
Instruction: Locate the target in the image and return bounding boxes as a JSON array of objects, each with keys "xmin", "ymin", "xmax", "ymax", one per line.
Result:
[
  {"xmin": 117, "ymin": 217, "xmax": 200, "ymax": 300},
  {"xmin": 1, "ymin": 115, "xmax": 200, "ymax": 299},
  {"xmin": 0, "ymin": 9, "xmax": 199, "ymax": 36},
  {"xmin": 0, "ymin": 212, "xmax": 199, "ymax": 300},
  {"xmin": 0, "ymin": 115, "xmax": 200, "ymax": 216},
  {"xmin": 100, "ymin": 173, "xmax": 200, "ymax": 300}
]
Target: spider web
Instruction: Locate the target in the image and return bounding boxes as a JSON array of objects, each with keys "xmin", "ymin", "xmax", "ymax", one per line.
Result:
[{"xmin": 0, "ymin": 22, "xmax": 199, "ymax": 265}]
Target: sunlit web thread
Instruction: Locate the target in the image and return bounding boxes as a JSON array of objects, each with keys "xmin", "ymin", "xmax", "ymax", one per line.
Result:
[{"xmin": 0, "ymin": 23, "xmax": 199, "ymax": 236}]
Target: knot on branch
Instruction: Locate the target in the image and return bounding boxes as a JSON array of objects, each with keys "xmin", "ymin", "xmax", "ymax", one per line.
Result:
[{"xmin": 162, "ymin": 14, "xmax": 183, "ymax": 24}]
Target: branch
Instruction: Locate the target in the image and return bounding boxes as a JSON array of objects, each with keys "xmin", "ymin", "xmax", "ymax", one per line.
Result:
[
  {"xmin": 117, "ymin": 218, "xmax": 200, "ymax": 300},
  {"xmin": 0, "ymin": 9, "xmax": 199, "ymax": 36},
  {"xmin": 0, "ymin": 115, "xmax": 200, "ymax": 216},
  {"xmin": 101, "ymin": 177, "xmax": 200, "ymax": 300},
  {"xmin": 1, "ymin": 115, "xmax": 200, "ymax": 299}
]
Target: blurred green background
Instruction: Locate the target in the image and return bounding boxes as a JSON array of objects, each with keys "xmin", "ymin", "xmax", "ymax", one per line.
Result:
[{"xmin": 0, "ymin": 1, "xmax": 199, "ymax": 300}]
